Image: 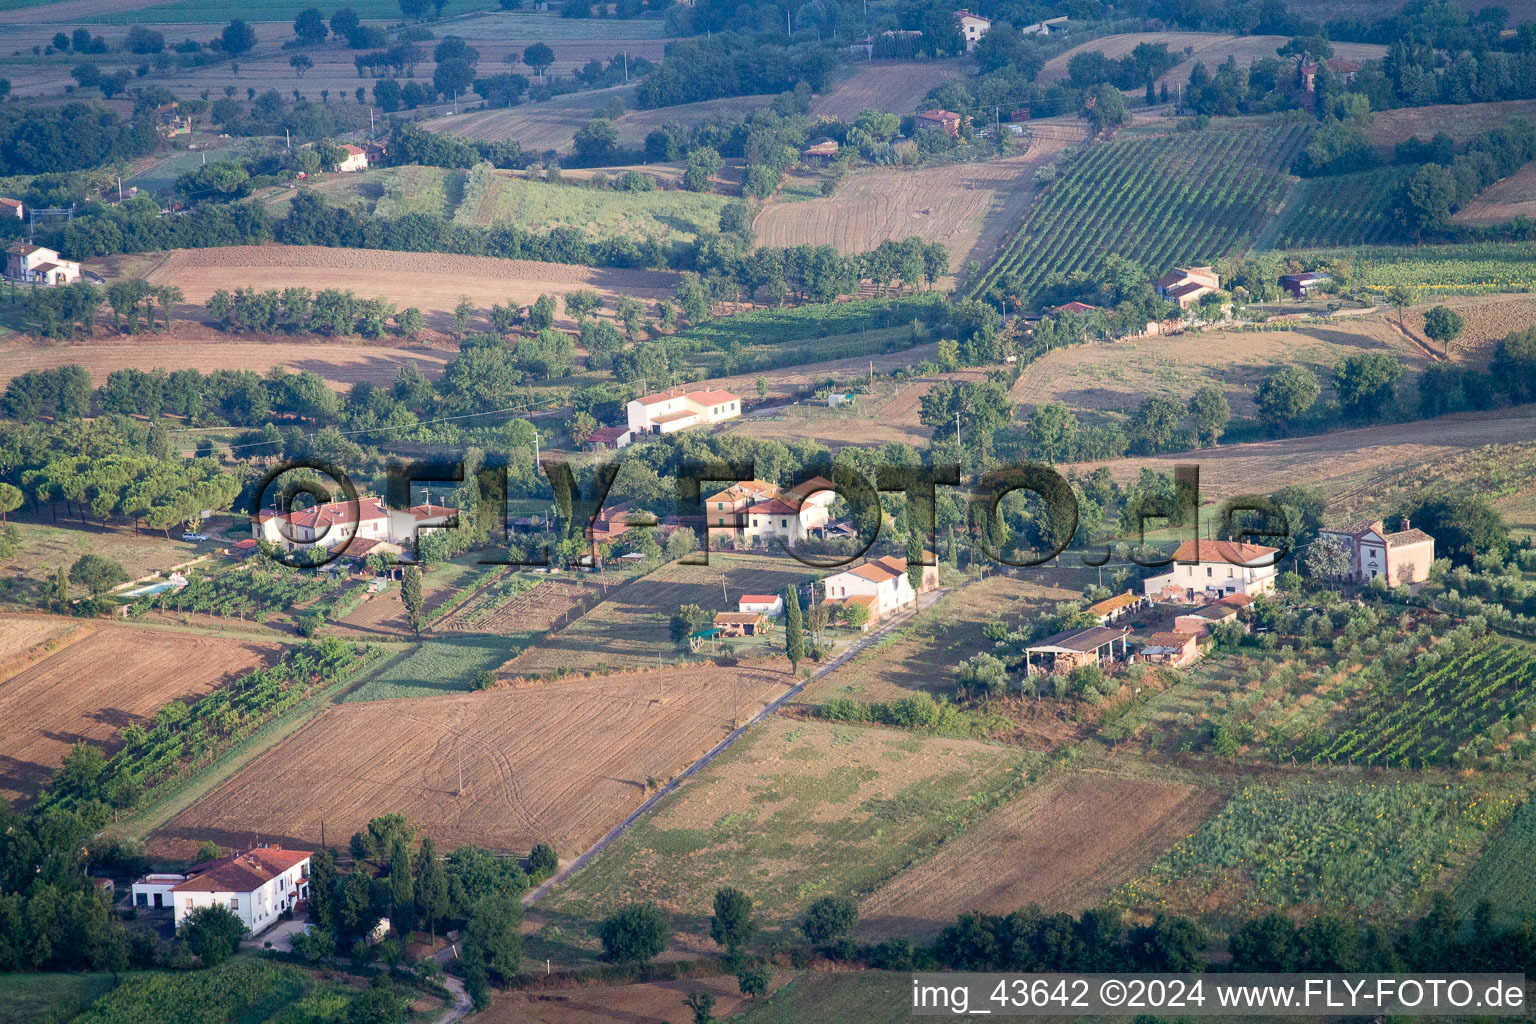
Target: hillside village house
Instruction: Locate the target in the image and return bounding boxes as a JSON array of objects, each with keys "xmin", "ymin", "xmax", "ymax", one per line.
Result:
[
  {"xmin": 955, "ymin": 9, "xmax": 991, "ymax": 49},
  {"xmin": 254, "ymin": 495, "xmax": 456, "ymax": 556},
  {"xmin": 915, "ymin": 109, "xmax": 963, "ymax": 138},
  {"xmin": 5, "ymin": 242, "xmax": 81, "ymax": 285},
  {"xmin": 1024, "ymin": 625, "xmax": 1131, "ymax": 675},
  {"xmin": 585, "ymin": 425, "xmax": 632, "ymax": 450},
  {"xmin": 0, "ymin": 197, "xmax": 21, "ymax": 219},
  {"xmin": 1174, "ymin": 593, "xmax": 1252, "ymax": 635},
  {"xmin": 738, "ymin": 593, "xmax": 784, "ymax": 616},
  {"xmin": 705, "ymin": 477, "xmax": 835, "ymax": 545},
  {"xmin": 1299, "ymin": 58, "xmax": 1360, "ymax": 91},
  {"xmin": 1085, "ymin": 590, "xmax": 1147, "ymax": 625},
  {"xmin": 802, "ymin": 137, "xmax": 839, "ymax": 163},
  {"xmin": 337, "ymin": 144, "xmax": 369, "ymax": 172},
  {"xmin": 1142, "ymin": 539, "xmax": 1280, "ymax": 603},
  {"xmin": 821, "ymin": 554, "xmax": 938, "ymax": 628},
  {"xmin": 132, "ymin": 846, "xmax": 311, "ymax": 935},
  {"xmin": 1140, "ymin": 630, "xmax": 1202, "ymax": 667},
  {"xmin": 1154, "ymin": 266, "xmax": 1221, "ymax": 310},
  {"xmin": 1317, "ymin": 518, "xmax": 1436, "ymax": 586},
  {"xmin": 626, "ymin": 387, "xmax": 741, "ymax": 440}
]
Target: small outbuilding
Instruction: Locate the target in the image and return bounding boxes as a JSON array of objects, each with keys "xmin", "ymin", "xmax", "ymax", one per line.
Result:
[{"xmin": 713, "ymin": 611, "xmax": 770, "ymax": 636}]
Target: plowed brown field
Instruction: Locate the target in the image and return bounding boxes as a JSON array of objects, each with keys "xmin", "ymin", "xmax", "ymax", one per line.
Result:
[
  {"xmin": 147, "ymin": 663, "xmax": 794, "ymax": 858},
  {"xmin": 1040, "ymin": 33, "xmax": 1384, "ymax": 89},
  {"xmin": 0, "ymin": 625, "xmax": 281, "ymax": 804},
  {"xmin": 437, "ymin": 579, "xmax": 599, "ymax": 635},
  {"xmin": 138, "ymin": 245, "xmax": 679, "ymax": 330},
  {"xmin": 809, "ymin": 60, "xmax": 969, "ymax": 120},
  {"xmin": 857, "ymin": 773, "xmax": 1220, "ymax": 938}
]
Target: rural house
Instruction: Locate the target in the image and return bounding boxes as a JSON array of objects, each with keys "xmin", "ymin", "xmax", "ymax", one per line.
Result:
[
  {"xmin": 1316, "ymin": 518, "xmax": 1435, "ymax": 586},
  {"xmin": 713, "ymin": 611, "xmax": 770, "ymax": 636},
  {"xmin": 1154, "ymin": 266, "xmax": 1220, "ymax": 310},
  {"xmin": 0, "ymin": 197, "xmax": 22, "ymax": 219},
  {"xmin": 4, "ymin": 242, "xmax": 81, "ymax": 285},
  {"xmin": 821, "ymin": 554, "xmax": 938, "ymax": 628},
  {"xmin": 1142, "ymin": 539, "xmax": 1280, "ymax": 603},
  {"xmin": 1020, "ymin": 15, "xmax": 1068, "ymax": 34},
  {"xmin": 1139, "ymin": 631, "xmax": 1202, "ymax": 667},
  {"xmin": 955, "ymin": 9, "xmax": 991, "ymax": 49},
  {"xmin": 626, "ymin": 387, "xmax": 741, "ymax": 439},
  {"xmin": 254, "ymin": 495, "xmax": 456, "ymax": 555},
  {"xmin": 1299, "ymin": 58, "xmax": 1360, "ymax": 91},
  {"xmin": 1023, "ymin": 625, "xmax": 1131, "ymax": 675},
  {"xmin": 801, "ymin": 138, "xmax": 839, "ymax": 163},
  {"xmin": 705, "ymin": 477, "xmax": 834, "ymax": 545},
  {"xmin": 131, "ymin": 845, "xmax": 311, "ymax": 936},
  {"xmin": 1085, "ymin": 591, "xmax": 1147, "ymax": 625},
  {"xmin": 1173, "ymin": 593, "xmax": 1251, "ymax": 635},
  {"xmin": 1279, "ymin": 271, "xmax": 1331, "ymax": 298},
  {"xmin": 585, "ymin": 425, "xmax": 633, "ymax": 450},
  {"xmin": 738, "ymin": 593, "xmax": 784, "ymax": 616},
  {"xmin": 915, "ymin": 109, "xmax": 963, "ymax": 138},
  {"xmin": 1051, "ymin": 301, "xmax": 1099, "ymax": 315},
  {"xmin": 336, "ymin": 144, "xmax": 369, "ymax": 172}
]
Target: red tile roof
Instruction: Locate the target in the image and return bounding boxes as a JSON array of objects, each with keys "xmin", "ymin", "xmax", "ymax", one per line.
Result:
[
  {"xmin": 171, "ymin": 846, "xmax": 310, "ymax": 894},
  {"xmin": 587, "ymin": 426, "xmax": 629, "ymax": 444},
  {"xmin": 747, "ymin": 498, "xmax": 800, "ymax": 516},
  {"xmin": 1145, "ymin": 631, "xmax": 1196, "ymax": 648},
  {"xmin": 410, "ymin": 503, "xmax": 457, "ymax": 520},
  {"xmin": 739, "ymin": 594, "xmax": 779, "ymax": 603},
  {"xmin": 261, "ymin": 495, "xmax": 390, "ymax": 530},
  {"xmin": 1171, "ymin": 539, "xmax": 1278, "ymax": 566}
]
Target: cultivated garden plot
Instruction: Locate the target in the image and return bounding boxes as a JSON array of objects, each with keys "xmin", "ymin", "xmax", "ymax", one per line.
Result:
[
  {"xmin": 0, "ymin": 625, "xmax": 281, "ymax": 804},
  {"xmin": 147, "ymin": 663, "xmax": 796, "ymax": 859}
]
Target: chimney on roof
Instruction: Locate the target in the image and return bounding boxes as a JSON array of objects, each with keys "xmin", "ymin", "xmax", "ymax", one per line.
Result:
[{"xmin": 1400, "ymin": 516, "xmax": 1410, "ymax": 532}]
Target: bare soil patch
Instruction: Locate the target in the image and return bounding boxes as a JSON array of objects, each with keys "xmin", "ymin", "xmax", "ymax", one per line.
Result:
[
  {"xmin": 1040, "ymin": 33, "xmax": 1384, "ymax": 89},
  {"xmin": 481, "ymin": 973, "xmax": 789, "ymax": 1024},
  {"xmin": 139, "ymin": 245, "xmax": 679, "ymax": 331},
  {"xmin": 147, "ymin": 663, "xmax": 794, "ymax": 859},
  {"xmin": 1397, "ymin": 292, "xmax": 1536, "ymax": 362},
  {"xmin": 809, "ymin": 60, "xmax": 970, "ymax": 120},
  {"xmin": 1366, "ymin": 99, "xmax": 1536, "ymax": 155},
  {"xmin": 437, "ymin": 578, "xmax": 599, "ymax": 635},
  {"xmin": 0, "ymin": 625, "xmax": 281, "ymax": 805},
  {"xmin": 1452, "ymin": 161, "xmax": 1536, "ymax": 227},
  {"xmin": 858, "ymin": 773, "xmax": 1220, "ymax": 938}
]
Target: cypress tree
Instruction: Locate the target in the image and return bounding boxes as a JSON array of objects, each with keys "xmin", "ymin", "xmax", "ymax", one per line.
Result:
[{"xmin": 785, "ymin": 585, "xmax": 804, "ymax": 670}]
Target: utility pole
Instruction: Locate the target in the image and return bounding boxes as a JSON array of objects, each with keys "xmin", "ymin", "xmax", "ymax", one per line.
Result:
[
  {"xmin": 117, "ymin": 176, "xmax": 123, "ymax": 202},
  {"xmin": 955, "ymin": 410, "xmax": 962, "ymax": 448},
  {"xmin": 623, "ymin": 51, "xmax": 629, "ymax": 83},
  {"xmin": 370, "ymin": 107, "xmax": 375, "ymax": 135},
  {"xmin": 285, "ymin": 128, "xmax": 291, "ymax": 151}
]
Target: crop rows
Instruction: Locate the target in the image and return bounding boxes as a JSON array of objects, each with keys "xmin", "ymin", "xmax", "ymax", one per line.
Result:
[
  {"xmin": 1287, "ymin": 242, "xmax": 1536, "ymax": 297},
  {"xmin": 1296, "ymin": 637, "xmax": 1536, "ymax": 766},
  {"xmin": 1267, "ymin": 167, "xmax": 1413, "ymax": 249},
  {"xmin": 971, "ymin": 125, "xmax": 1307, "ymax": 303}
]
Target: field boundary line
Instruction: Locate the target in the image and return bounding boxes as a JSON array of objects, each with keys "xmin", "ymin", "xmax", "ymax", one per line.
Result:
[{"xmin": 522, "ymin": 589, "xmax": 946, "ymax": 904}]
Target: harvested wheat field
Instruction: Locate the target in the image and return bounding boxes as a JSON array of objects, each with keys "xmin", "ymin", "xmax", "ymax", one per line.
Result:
[
  {"xmin": 730, "ymin": 366, "xmax": 989, "ymax": 448},
  {"xmin": 435, "ymin": 93, "xmax": 771, "ymax": 152},
  {"xmin": 1452, "ymin": 162, "xmax": 1536, "ymax": 227},
  {"xmin": 1011, "ymin": 318, "xmax": 1428, "ymax": 418},
  {"xmin": 754, "ymin": 146, "xmax": 1077, "ymax": 280},
  {"xmin": 0, "ymin": 625, "xmax": 281, "ymax": 804},
  {"xmin": 482, "ymin": 973, "xmax": 790, "ymax": 1024},
  {"xmin": 707, "ymin": 341, "xmax": 940, "ymax": 401},
  {"xmin": 809, "ymin": 60, "xmax": 970, "ymax": 120},
  {"xmin": 0, "ymin": 615, "xmax": 82, "ymax": 675},
  {"xmin": 0, "ymin": 331, "xmax": 449, "ymax": 391},
  {"xmin": 1399, "ymin": 292, "xmax": 1536, "ymax": 360},
  {"xmin": 1077, "ymin": 403, "xmax": 1536, "ymax": 508},
  {"xmin": 1039, "ymin": 33, "xmax": 1385, "ymax": 89},
  {"xmin": 138, "ymin": 245, "xmax": 680, "ymax": 330},
  {"xmin": 147, "ymin": 663, "xmax": 795, "ymax": 859},
  {"xmin": 499, "ymin": 555, "xmax": 813, "ymax": 676},
  {"xmin": 857, "ymin": 774, "xmax": 1220, "ymax": 939},
  {"xmin": 1366, "ymin": 99, "xmax": 1536, "ymax": 155}
]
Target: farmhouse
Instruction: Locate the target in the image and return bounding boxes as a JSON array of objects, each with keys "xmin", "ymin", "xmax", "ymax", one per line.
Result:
[
  {"xmin": 705, "ymin": 477, "xmax": 834, "ymax": 544},
  {"xmin": 337, "ymin": 144, "xmax": 369, "ymax": 172},
  {"xmin": 131, "ymin": 845, "xmax": 311, "ymax": 936},
  {"xmin": 585, "ymin": 425, "xmax": 633, "ymax": 450},
  {"xmin": 1317, "ymin": 518, "xmax": 1435, "ymax": 586},
  {"xmin": 1085, "ymin": 590, "xmax": 1147, "ymax": 625},
  {"xmin": 1174, "ymin": 593, "xmax": 1251, "ymax": 636},
  {"xmin": 738, "ymin": 593, "xmax": 784, "ymax": 616},
  {"xmin": 1023, "ymin": 625, "xmax": 1131, "ymax": 675},
  {"xmin": 1020, "ymin": 14, "xmax": 1068, "ymax": 34},
  {"xmin": 713, "ymin": 611, "xmax": 770, "ymax": 636},
  {"xmin": 955, "ymin": 9, "xmax": 991, "ymax": 50},
  {"xmin": 626, "ymin": 387, "xmax": 741, "ymax": 439},
  {"xmin": 0, "ymin": 197, "xmax": 22, "ymax": 219},
  {"xmin": 1142, "ymin": 539, "xmax": 1280, "ymax": 603},
  {"xmin": 916, "ymin": 109, "xmax": 963, "ymax": 138},
  {"xmin": 1154, "ymin": 266, "xmax": 1220, "ymax": 309},
  {"xmin": 4, "ymin": 242, "xmax": 81, "ymax": 285},
  {"xmin": 253, "ymin": 495, "xmax": 456, "ymax": 554},
  {"xmin": 1051, "ymin": 301, "xmax": 1099, "ymax": 315},
  {"xmin": 1299, "ymin": 58, "xmax": 1361, "ymax": 91},
  {"xmin": 1279, "ymin": 271, "xmax": 1331, "ymax": 298},
  {"xmin": 821, "ymin": 554, "xmax": 938, "ymax": 628},
  {"xmin": 1140, "ymin": 631, "xmax": 1202, "ymax": 667}
]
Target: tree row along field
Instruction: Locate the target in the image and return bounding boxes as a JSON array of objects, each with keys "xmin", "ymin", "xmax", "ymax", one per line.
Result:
[
  {"xmin": 1038, "ymin": 32, "xmax": 1386, "ymax": 90},
  {"xmin": 146, "ymin": 664, "xmax": 796, "ymax": 860},
  {"xmin": 971, "ymin": 123, "xmax": 1309, "ymax": 302}
]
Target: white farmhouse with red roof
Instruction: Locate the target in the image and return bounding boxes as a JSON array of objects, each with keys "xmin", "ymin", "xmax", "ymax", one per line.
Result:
[
  {"xmin": 336, "ymin": 143, "xmax": 369, "ymax": 172},
  {"xmin": 253, "ymin": 494, "xmax": 456, "ymax": 557},
  {"xmin": 626, "ymin": 387, "xmax": 740, "ymax": 439},
  {"xmin": 704, "ymin": 476, "xmax": 835, "ymax": 546},
  {"xmin": 131, "ymin": 845, "xmax": 311, "ymax": 935},
  {"xmin": 820, "ymin": 554, "xmax": 938, "ymax": 628},
  {"xmin": 1141, "ymin": 539, "xmax": 1280, "ymax": 604}
]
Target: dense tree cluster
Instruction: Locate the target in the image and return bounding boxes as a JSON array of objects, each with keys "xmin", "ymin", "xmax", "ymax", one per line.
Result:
[
  {"xmin": 635, "ymin": 33, "xmax": 838, "ymax": 108},
  {"xmin": 0, "ymin": 102, "xmax": 157, "ymax": 176}
]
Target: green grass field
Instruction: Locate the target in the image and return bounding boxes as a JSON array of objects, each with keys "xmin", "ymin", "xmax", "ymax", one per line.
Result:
[
  {"xmin": 1456, "ymin": 796, "xmax": 1536, "ymax": 925},
  {"xmin": 542, "ymin": 717, "xmax": 1037, "ymax": 939},
  {"xmin": 735, "ymin": 972, "xmax": 913, "ymax": 1024},
  {"xmin": 0, "ymin": 972, "xmax": 121, "ymax": 1024},
  {"xmin": 464, "ymin": 173, "xmax": 730, "ymax": 243},
  {"xmin": 343, "ymin": 636, "xmax": 518, "ymax": 701}
]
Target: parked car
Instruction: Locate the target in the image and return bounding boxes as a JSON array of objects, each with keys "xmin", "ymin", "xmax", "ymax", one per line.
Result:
[{"xmin": 181, "ymin": 531, "xmax": 208, "ymax": 542}]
